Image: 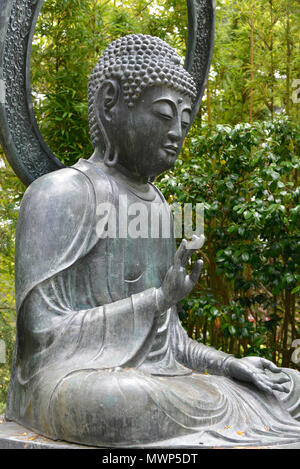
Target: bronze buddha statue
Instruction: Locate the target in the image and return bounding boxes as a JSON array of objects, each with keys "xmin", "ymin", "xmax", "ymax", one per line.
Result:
[{"xmin": 4, "ymin": 35, "xmax": 300, "ymax": 448}]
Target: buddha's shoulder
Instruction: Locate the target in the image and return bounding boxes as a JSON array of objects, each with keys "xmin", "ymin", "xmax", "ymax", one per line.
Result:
[
  {"xmin": 23, "ymin": 161, "xmax": 110, "ymax": 207},
  {"xmin": 22, "ymin": 167, "xmax": 87, "ymax": 204}
]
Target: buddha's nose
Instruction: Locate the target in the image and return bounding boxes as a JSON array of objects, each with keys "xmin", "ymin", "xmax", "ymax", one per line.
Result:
[{"xmin": 168, "ymin": 125, "xmax": 182, "ymax": 142}]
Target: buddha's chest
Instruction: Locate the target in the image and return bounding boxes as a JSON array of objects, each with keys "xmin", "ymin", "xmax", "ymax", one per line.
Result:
[{"xmin": 86, "ymin": 183, "xmax": 176, "ymax": 301}]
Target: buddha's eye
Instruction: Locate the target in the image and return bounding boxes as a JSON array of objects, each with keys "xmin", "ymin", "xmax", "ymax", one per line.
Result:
[
  {"xmin": 181, "ymin": 110, "xmax": 191, "ymax": 130},
  {"xmin": 152, "ymin": 101, "xmax": 174, "ymax": 120}
]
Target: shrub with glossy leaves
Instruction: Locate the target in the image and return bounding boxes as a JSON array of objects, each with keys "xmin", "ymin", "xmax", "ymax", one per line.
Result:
[{"xmin": 158, "ymin": 118, "xmax": 300, "ymax": 366}]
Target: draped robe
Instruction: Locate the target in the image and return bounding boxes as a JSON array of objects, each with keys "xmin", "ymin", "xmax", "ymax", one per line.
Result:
[{"xmin": 6, "ymin": 159, "xmax": 300, "ymax": 448}]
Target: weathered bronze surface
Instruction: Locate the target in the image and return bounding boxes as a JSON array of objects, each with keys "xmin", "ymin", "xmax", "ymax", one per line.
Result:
[{"xmin": 1, "ymin": 0, "xmax": 300, "ymax": 448}]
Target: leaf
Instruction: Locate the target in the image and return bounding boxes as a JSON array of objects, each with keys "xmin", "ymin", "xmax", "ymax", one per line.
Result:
[
  {"xmin": 241, "ymin": 252, "xmax": 249, "ymax": 261},
  {"xmin": 28, "ymin": 435, "xmax": 39, "ymax": 441},
  {"xmin": 244, "ymin": 211, "xmax": 252, "ymax": 220}
]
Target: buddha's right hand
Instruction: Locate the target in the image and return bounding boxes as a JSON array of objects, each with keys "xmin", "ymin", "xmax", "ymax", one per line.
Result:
[{"xmin": 156, "ymin": 235, "xmax": 204, "ymax": 311}]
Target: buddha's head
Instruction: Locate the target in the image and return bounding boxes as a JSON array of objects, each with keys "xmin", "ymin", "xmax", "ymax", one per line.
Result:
[{"xmin": 88, "ymin": 34, "xmax": 197, "ymax": 179}]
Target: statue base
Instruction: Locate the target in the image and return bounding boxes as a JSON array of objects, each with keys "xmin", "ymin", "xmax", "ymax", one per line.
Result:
[
  {"xmin": 0, "ymin": 416, "xmax": 93, "ymax": 449},
  {"xmin": 1, "ymin": 416, "xmax": 300, "ymax": 449}
]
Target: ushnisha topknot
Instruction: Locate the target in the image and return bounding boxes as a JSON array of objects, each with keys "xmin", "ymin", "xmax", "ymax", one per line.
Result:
[{"xmin": 88, "ymin": 34, "xmax": 197, "ymax": 148}]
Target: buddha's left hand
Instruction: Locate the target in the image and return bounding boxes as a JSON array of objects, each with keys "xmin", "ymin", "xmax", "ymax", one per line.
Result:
[{"xmin": 225, "ymin": 356, "xmax": 291, "ymax": 394}]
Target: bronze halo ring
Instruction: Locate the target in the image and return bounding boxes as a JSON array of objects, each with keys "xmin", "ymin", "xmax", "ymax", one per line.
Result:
[{"xmin": 0, "ymin": 0, "xmax": 215, "ymax": 187}]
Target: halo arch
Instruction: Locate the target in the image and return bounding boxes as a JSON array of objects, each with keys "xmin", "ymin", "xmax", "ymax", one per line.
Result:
[{"xmin": 0, "ymin": 0, "xmax": 215, "ymax": 186}]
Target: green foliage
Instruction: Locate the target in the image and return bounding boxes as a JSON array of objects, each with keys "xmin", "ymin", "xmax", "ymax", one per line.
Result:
[
  {"xmin": 0, "ymin": 313, "xmax": 15, "ymax": 415},
  {"xmin": 157, "ymin": 118, "xmax": 300, "ymax": 364},
  {"xmin": 0, "ymin": 159, "xmax": 23, "ymax": 414},
  {"xmin": 206, "ymin": 0, "xmax": 300, "ymax": 124}
]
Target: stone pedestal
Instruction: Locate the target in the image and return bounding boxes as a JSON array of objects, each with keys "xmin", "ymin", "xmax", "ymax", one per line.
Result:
[
  {"xmin": 1, "ymin": 416, "xmax": 300, "ymax": 449},
  {"xmin": 0, "ymin": 416, "xmax": 93, "ymax": 449}
]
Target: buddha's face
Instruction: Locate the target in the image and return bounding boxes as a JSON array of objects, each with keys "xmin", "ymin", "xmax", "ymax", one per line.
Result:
[{"xmin": 102, "ymin": 84, "xmax": 192, "ymax": 178}]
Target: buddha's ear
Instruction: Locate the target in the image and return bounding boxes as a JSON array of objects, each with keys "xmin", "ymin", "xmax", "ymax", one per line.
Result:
[{"xmin": 95, "ymin": 79, "xmax": 120, "ymax": 122}]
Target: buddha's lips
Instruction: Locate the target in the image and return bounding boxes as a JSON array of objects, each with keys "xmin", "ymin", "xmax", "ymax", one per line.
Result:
[{"xmin": 164, "ymin": 145, "xmax": 178, "ymax": 155}]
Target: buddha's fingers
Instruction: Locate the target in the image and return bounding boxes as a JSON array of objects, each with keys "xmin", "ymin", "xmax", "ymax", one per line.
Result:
[
  {"xmin": 181, "ymin": 236, "xmax": 204, "ymax": 266},
  {"xmin": 181, "ymin": 249, "xmax": 198, "ymax": 267},
  {"xmin": 253, "ymin": 376, "xmax": 273, "ymax": 394},
  {"xmin": 253, "ymin": 372, "xmax": 290, "ymax": 394},
  {"xmin": 270, "ymin": 383, "xmax": 290, "ymax": 393},
  {"xmin": 267, "ymin": 374, "xmax": 291, "ymax": 385},
  {"xmin": 187, "ymin": 235, "xmax": 206, "ymax": 250},
  {"xmin": 187, "ymin": 260, "xmax": 203, "ymax": 288},
  {"xmin": 174, "ymin": 239, "xmax": 188, "ymax": 268},
  {"xmin": 178, "ymin": 267, "xmax": 186, "ymax": 286},
  {"xmin": 260, "ymin": 375, "xmax": 290, "ymax": 392},
  {"xmin": 175, "ymin": 240, "xmax": 198, "ymax": 270},
  {"xmin": 262, "ymin": 359, "xmax": 282, "ymax": 373}
]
